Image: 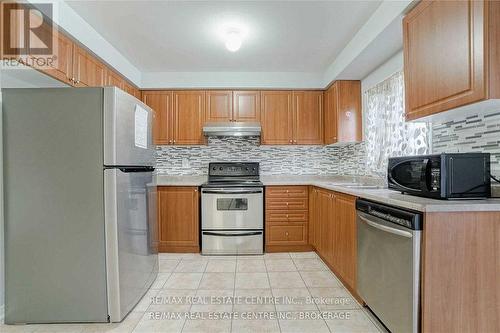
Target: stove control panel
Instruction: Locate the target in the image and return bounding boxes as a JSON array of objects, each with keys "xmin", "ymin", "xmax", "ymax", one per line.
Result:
[{"xmin": 208, "ymin": 162, "xmax": 259, "ymax": 177}]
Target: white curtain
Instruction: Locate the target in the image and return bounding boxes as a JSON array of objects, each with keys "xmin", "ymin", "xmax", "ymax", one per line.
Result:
[{"xmin": 364, "ymin": 71, "xmax": 430, "ymax": 176}]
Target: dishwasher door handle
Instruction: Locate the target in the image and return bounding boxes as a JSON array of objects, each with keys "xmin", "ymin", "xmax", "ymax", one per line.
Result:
[{"xmin": 357, "ymin": 213, "xmax": 413, "ymax": 238}]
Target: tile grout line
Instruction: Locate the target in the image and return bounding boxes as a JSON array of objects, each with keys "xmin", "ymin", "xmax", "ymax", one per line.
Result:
[
  {"xmin": 298, "ymin": 254, "xmax": 333, "ymax": 333},
  {"xmin": 180, "ymin": 254, "xmax": 207, "ymax": 333},
  {"xmin": 265, "ymin": 255, "xmax": 282, "ymax": 333},
  {"xmin": 230, "ymin": 258, "xmax": 237, "ymax": 333}
]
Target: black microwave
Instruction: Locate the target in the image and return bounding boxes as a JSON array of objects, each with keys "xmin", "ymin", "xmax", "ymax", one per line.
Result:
[{"xmin": 388, "ymin": 153, "xmax": 491, "ymax": 199}]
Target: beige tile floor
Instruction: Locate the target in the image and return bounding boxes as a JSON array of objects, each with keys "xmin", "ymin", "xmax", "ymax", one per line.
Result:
[{"xmin": 0, "ymin": 252, "xmax": 387, "ymax": 333}]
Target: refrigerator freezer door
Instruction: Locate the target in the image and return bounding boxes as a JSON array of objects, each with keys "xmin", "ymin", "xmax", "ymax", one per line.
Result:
[
  {"xmin": 104, "ymin": 168, "xmax": 158, "ymax": 322},
  {"xmin": 103, "ymin": 87, "xmax": 155, "ymax": 167}
]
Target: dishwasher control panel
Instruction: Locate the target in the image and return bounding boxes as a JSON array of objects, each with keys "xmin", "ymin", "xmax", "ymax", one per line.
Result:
[{"xmin": 356, "ymin": 199, "xmax": 422, "ymax": 230}]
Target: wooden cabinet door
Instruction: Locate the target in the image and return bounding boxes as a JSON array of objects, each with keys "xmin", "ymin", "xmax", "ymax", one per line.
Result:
[
  {"xmin": 31, "ymin": 23, "xmax": 74, "ymax": 85},
  {"xmin": 317, "ymin": 188, "xmax": 335, "ymax": 266},
  {"xmin": 323, "ymin": 84, "xmax": 338, "ymax": 144},
  {"xmin": 309, "ymin": 187, "xmax": 319, "ymax": 249},
  {"xmin": 334, "ymin": 193, "xmax": 357, "ymax": 290},
  {"xmin": 157, "ymin": 187, "xmax": 199, "ymax": 252},
  {"xmin": 261, "ymin": 91, "xmax": 293, "ymax": 144},
  {"xmin": 293, "ymin": 91, "xmax": 323, "ymax": 144},
  {"xmin": 233, "ymin": 91, "xmax": 261, "ymax": 122},
  {"xmin": 336, "ymin": 81, "xmax": 362, "ymax": 142},
  {"xmin": 72, "ymin": 45, "xmax": 105, "ymax": 87},
  {"xmin": 123, "ymin": 82, "xmax": 139, "ymax": 99},
  {"xmin": 403, "ymin": 0, "xmax": 486, "ymax": 120},
  {"xmin": 106, "ymin": 69, "xmax": 124, "ymax": 89},
  {"xmin": 173, "ymin": 90, "xmax": 206, "ymax": 145},
  {"xmin": 205, "ymin": 90, "xmax": 232, "ymax": 122},
  {"xmin": 142, "ymin": 91, "xmax": 173, "ymax": 145}
]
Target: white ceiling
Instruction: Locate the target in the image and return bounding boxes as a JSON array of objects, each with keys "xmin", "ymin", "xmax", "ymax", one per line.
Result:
[{"xmin": 65, "ymin": 1, "xmax": 382, "ymax": 73}]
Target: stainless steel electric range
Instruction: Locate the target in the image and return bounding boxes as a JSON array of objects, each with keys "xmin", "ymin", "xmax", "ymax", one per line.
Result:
[{"xmin": 201, "ymin": 162, "xmax": 264, "ymax": 255}]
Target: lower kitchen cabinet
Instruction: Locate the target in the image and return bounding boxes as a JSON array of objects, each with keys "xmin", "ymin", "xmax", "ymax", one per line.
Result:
[
  {"xmin": 157, "ymin": 186, "xmax": 200, "ymax": 252},
  {"xmin": 309, "ymin": 186, "xmax": 357, "ymax": 292},
  {"xmin": 317, "ymin": 188, "xmax": 336, "ymax": 267},
  {"xmin": 333, "ymin": 193, "xmax": 357, "ymax": 290},
  {"xmin": 265, "ymin": 186, "xmax": 312, "ymax": 252}
]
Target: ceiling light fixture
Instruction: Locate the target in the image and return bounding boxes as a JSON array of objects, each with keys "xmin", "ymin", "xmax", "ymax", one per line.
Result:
[{"xmin": 224, "ymin": 28, "xmax": 243, "ymax": 52}]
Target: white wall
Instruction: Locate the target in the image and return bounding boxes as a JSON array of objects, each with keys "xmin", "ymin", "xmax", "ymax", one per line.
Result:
[{"xmin": 361, "ymin": 50, "xmax": 403, "ymax": 93}]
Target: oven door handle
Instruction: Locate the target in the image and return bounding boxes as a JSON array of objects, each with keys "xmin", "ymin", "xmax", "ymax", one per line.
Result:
[
  {"xmin": 202, "ymin": 231, "xmax": 263, "ymax": 237},
  {"xmin": 357, "ymin": 212, "xmax": 413, "ymax": 238},
  {"xmin": 201, "ymin": 188, "xmax": 263, "ymax": 194}
]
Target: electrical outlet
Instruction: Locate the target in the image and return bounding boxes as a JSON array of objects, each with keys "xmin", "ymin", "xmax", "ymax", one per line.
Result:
[{"xmin": 182, "ymin": 158, "xmax": 190, "ymax": 168}]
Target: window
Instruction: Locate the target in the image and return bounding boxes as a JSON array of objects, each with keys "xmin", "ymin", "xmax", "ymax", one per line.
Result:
[{"xmin": 363, "ymin": 71, "xmax": 430, "ymax": 176}]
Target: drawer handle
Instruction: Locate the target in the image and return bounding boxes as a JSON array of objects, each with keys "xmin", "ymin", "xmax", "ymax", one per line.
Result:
[
  {"xmin": 203, "ymin": 231, "xmax": 262, "ymax": 237},
  {"xmin": 285, "ymin": 232, "xmax": 289, "ymax": 236}
]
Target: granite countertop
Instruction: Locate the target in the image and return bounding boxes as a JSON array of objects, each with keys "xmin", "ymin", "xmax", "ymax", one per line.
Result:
[{"xmin": 153, "ymin": 174, "xmax": 500, "ymax": 213}]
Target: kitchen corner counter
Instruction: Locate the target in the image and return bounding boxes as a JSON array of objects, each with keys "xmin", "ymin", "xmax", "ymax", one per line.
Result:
[
  {"xmin": 261, "ymin": 175, "xmax": 500, "ymax": 213},
  {"xmin": 153, "ymin": 175, "xmax": 207, "ymax": 186}
]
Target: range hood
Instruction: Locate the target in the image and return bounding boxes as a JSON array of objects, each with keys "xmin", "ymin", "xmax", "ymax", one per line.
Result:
[{"xmin": 203, "ymin": 122, "xmax": 261, "ymax": 137}]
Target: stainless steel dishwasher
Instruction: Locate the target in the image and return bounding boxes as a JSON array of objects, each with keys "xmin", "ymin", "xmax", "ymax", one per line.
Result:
[{"xmin": 356, "ymin": 199, "xmax": 422, "ymax": 333}]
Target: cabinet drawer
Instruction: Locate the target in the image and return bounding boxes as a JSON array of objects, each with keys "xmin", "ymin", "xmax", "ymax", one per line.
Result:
[
  {"xmin": 266, "ymin": 198, "xmax": 308, "ymax": 210},
  {"xmin": 266, "ymin": 210, "xmax": 308, "ymax": 223},
  {"xmin": 266, "ymin": 186, "xmax": 308, "ymax": 198},
  {"xmin": 266, "ymin": 224, "xmax": 307, "ymax": 245}
]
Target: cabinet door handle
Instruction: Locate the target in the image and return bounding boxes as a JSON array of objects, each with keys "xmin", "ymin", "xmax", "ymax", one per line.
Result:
[
  {"xmin": 293, "ymin": 140, "xmax": 297, "ymax": 143},
  {"xmin": 289, "ymin": 139, "xmax": 293, "ymax": 143}
]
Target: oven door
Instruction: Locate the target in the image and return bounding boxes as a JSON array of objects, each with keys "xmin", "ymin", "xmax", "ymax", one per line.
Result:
[{"xmin": 201, "ymin": 187, "xmax": 263, "ymax": 230}]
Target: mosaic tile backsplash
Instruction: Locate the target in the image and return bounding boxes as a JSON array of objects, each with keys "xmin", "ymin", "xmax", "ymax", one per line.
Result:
[
  {"xmin": 432, "ymin": 111, "xmax": 500, "ymax": 177},
  {"xmin": 155, "ymin": 136, "xmax": 368, "ymax": 176}
]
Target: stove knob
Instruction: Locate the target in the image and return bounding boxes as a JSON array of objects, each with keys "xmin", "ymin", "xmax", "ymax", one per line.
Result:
[
  {"xmin": 212, "ymin": 167, "xmax": 216, "ymax": 170},
  {"xmin": 219, "ymin": 167, "xmax": 223, "ymax": 170}
]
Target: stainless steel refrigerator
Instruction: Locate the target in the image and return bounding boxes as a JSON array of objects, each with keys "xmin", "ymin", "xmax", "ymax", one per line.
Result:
[{"xmin": 2, "ymin": 87, "xmax": 158, "ymax": 324}]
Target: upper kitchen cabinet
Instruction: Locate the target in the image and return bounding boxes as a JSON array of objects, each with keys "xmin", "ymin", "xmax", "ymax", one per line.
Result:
[
  {"xmin": 105, "ymin": 69, "xmax": 125, "ymax": 89},
  {"xmin": 261, "ymin": 90, "xmax": 324, "ymax": 145},
  {"xmin": 261, "ymin": 91, "xmax": 294, "ymax": 144},
  {"xmin": 71, "ymin": 45, "xmax": 106, "ymax": 87},
  {"xmin": 403, "ymin": 0, "xmax": 500, "ymax": 120},
  {"xmin": 205, "ymin": 90, "xmax": 233, "ymax": 122},
  {"xmin": 142, "ymin": 90, "xmax": 174, "ymax": 145},
  {"xmin": 173, "ymin": 90, "xmax": 206, "ymax": 145},
  {"xmin": 324, "ymin": 81, "xmax": 362, "ymax": 144},
  {"xmin": 33, "ymin": 23, "xmax": 74, "ymax": 85},
  {"xmin": 205, "ymin": 90, "xmax": 261, "ymax": 122},
  {"xmin": 293, "ymin": 91, "xmax": 324, "ymax": 144},
  {"xmin": 233, "ymin": 90, "xmax": 261, "ymax": 122},
  {"xmin": 143, "ymin": 90, "xmax": 206, "ymax": 145}
]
